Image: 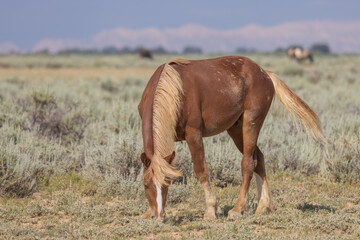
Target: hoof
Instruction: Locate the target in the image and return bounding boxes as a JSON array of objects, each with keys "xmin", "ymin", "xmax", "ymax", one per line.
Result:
[
  {"xmin": 204, "ymin": 208, "xmax": 217, "ymax": 221},
  {"xmin": 216, "ymin": 205, "xmax": 224, "ymax": 217},
  {"xmin": 204, "ymin": 212, "xmax": 217, "ymax": 221},
  {"xmin": 255, "ymin": 204, "xmax": 274, "ymax": 215},
  {"xmin": 227, "ymin": 208, "xmax": 245, "ymax": 220},
  {"xmin": 156, "ymin": 216, "xmax": 166, "ymax": 223}
]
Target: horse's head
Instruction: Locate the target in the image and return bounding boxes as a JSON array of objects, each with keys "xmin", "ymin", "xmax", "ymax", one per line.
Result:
[{"xmin": 140, "ymin": 151, "xmax": 175, "ymax": 221}]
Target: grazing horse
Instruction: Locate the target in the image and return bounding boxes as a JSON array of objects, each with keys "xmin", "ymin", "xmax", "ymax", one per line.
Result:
[
  {"xmin": 288, "ymin": 47, "xmax": 314, "ymax": 63},
  {"xmin": 138, "ymin": 56, "xmax": 324, "ymax": 221}
]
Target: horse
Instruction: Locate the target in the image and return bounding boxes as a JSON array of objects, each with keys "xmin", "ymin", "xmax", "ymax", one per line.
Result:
[
  {"xmin": 138, "ymin": 56, "xmax": 324, "ymax": 221},
  {"xmin": 139, "ymin": 47, "xmax": 153, "ymax": 59},
  {"xmin": 288, "ymin": 47, "xmax": 314, "ymax": 63}
]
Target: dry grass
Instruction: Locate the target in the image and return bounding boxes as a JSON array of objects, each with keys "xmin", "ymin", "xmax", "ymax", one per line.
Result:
[{"xmin": 0, "ymin": 172, "xmax": 359, "ymax": 239}]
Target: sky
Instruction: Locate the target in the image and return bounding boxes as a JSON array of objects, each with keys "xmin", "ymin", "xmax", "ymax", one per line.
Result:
[{"xmin": 1, "ymin": 0, "xmax": 360, "ymax": 53}]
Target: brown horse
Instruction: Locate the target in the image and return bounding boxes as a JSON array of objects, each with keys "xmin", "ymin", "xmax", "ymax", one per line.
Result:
[
  {"xmin": 139, "ymin": 47, "xmax": 153, "ymax": 59},
  {"xmin": 138, "ymin": 56, "xmax": 324, "ymax": 221}
]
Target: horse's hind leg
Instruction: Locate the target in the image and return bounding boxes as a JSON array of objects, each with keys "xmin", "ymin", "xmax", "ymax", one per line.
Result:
[
  {"xmin": 254, "ymin": 147, "xmax": 274, "ymax": 214},
  {"xmin": 227, "ymin": 108, "xmax": 270, "ymax": 218},
  {"xmin": 185, "ymin": 125, "xmax": 221, "ymax": 220}
]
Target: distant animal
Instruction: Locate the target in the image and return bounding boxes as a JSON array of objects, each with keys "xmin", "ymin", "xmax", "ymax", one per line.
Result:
[
  {"xmin": 139, "ymin": 48, "xmax": 153, "ymax": 59},
  {"xmin": 288, "ymin": 47, "xmax": 313, "ymax": 63},
  {"xmin": 138, "ymin": 56, "xmax": 325, "ymax": 222}
]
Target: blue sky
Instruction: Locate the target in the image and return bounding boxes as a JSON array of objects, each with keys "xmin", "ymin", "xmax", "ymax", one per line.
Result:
[{"xmin": 1, "ymin": 0, "xmax": 359, "ymax": 51}]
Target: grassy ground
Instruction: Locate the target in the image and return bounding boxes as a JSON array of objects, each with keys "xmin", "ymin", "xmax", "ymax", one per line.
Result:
[
  {"xmin": 0, "ymin": 172, "xmax": 359, "ymax": 239},
  {"xmin": 0, "ymin": 53, "xmax": 359, "ymax": 239}
]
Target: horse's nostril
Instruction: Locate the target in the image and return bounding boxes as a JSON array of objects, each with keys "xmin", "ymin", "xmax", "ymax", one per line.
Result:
[{"xmin": 151, "ymin": 215, "xmax": 155, "ymax": 219}]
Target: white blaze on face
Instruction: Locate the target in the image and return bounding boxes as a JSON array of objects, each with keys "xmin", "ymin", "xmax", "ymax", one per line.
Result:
[{"xmin": 155, "ymin": 181, "xmax": 162, "ymax": 217}]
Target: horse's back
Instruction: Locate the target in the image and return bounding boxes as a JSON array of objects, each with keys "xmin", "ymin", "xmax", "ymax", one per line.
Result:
[{"xmin": 172, "ymin": 56, "xmax": 274, "ymax": 137}]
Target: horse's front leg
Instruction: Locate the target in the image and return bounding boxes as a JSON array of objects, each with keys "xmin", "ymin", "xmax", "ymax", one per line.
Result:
[{"xmin": 185, "ymin": 126, "xmax": 222, "ymax": 220}]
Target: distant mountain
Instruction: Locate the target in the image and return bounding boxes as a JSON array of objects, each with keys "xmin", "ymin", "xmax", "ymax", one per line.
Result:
[
  {"xmin": 0, "ymin": 42, "xmax": 20, "ymax": 54},
  {"xmin": 4, "ymin": 21, "xmax": 360, "ymax": 54}
]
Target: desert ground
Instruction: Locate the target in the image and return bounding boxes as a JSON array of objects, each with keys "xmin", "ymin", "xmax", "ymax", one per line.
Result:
[{"xmin": 0, "ymin": 53, "xmax": 359, "ymax": 239}]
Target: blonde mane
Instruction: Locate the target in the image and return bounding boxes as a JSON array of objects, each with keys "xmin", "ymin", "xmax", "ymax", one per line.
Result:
[{"xmin": 151, "ymin": 58, "xmax": 190, "ymax": 186}]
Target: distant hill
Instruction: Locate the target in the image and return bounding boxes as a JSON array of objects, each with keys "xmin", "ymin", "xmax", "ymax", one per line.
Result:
[{"xmin": 2, "ymin": 21, "xmax": 360, "ymax": 54}]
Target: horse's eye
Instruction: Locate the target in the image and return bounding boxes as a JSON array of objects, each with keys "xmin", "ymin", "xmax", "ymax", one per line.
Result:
[{"xmin": 144, "ymin": 185, "xmax": 149, "ymax": 190}]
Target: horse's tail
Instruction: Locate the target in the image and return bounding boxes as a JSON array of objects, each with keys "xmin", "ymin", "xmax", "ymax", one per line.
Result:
[
  {"xmin": 150, "ymin": 58, "xmax": 190, "ymax": 186},
  {"xmin": 266, "ymin": 71, "xmax": 326, "ymax": 142}
]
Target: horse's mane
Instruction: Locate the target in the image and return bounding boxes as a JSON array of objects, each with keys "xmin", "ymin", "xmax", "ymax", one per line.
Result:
[{"xmin": 151, "ymin": 58, "xmax": 190, "ymax": 186}]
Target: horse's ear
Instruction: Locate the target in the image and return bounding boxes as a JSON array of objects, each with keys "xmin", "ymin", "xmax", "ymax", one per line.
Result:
[
  {"xmin": 141, "ymin": 152, "xmax": 151, "ymax": 168},
  {"xmin": 164, "ymin": 151, "xmax": 176, "ymax": 165}
]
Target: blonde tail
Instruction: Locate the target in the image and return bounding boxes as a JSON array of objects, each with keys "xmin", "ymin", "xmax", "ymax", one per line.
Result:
[{"xmin": 266, "ymin": 71, "xmax": 326, "ymax": 142}]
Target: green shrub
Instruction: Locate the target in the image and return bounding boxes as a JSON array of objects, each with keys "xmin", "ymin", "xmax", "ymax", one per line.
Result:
[
  {"xmin": 100, "ymin": 78, "xmax": 118, "ymax": 93},
  {"xmin": 281, "ymin": 65, "xmax": 304, "ymax": 76},
  {"xmin": 27, "ymin": 90, "xmax": 89, "ymax": 144}
]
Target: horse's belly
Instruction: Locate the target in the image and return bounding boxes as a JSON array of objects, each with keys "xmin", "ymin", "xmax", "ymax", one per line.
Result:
[
  {"xmin": 202, "ymin": 110, "xmax": 242, "ymax": 137},
  {"xmin": 201, "ymin": 79, "xmax": 245, "ymax": 137},
  {"xmin": 201, "ymin": 94, "xmax": 244, "ymax": 137}
]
